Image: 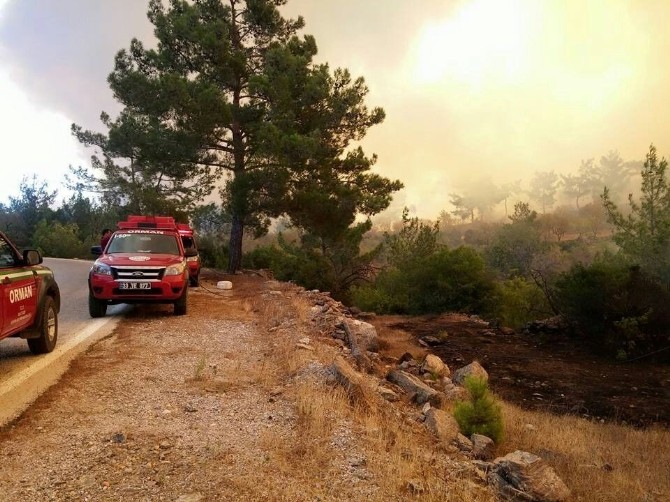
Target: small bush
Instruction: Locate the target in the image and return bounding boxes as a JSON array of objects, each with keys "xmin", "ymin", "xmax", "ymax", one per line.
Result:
[
  {"xmin": 353, "ymin": 246, "xmax": 497, "ymax": 316},
  {"xmin": 453, "ymin": 376, "xmax": 504, "ymax": 443},
  {"xmin": 197, "ymin": 235, "xmax": 229, "ymax": 269},
  {"xmin": 32, "ymin": 220, "xmax": 87, "ymax": 258},
  {"xmin": 495, "ymin": 277, "xmax": 552, "ymax": 329},
  {"xmin": 555, "ymin": 257, "xmax": 670, "ymax": 360}
]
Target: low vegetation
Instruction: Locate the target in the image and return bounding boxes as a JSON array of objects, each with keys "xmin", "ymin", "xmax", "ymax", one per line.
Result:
[
  {"xmin": 254, "ymin": 282, "xmax": 670, "ymax": 501},
  {"xmin": 453, "ymin": 377, "xmax": 504, "ymax": 443}
]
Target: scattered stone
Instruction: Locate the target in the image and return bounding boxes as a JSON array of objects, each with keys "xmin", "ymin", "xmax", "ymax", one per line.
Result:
[
  {"xmin": 377, "ymin": 386, "xmax": 400, "ymax": 402},
  {"xmin": 471, "ymin": 434, "xmax": 495, "ymax": 461},
  {"xmin": 342, "ymin": 319, "xmax": 379, "ymax": 353},
  {"xmin": 424, "ymin": 408, "xmax": 460, "ymax": 443},
  {"xmin": 183, "ymin": 404, "xmax": 197, "ymax": 413},
  {"xmin": 111, "ymin": 433, "xmax": 126, "ymax": 444},
  {"xmin": 452, "ymin": 361, "xmax": 489, "ymax": 385},
  {"xmin": 387, "ymin": 369, "xmax": 443, "ymax": 406},
  {"xmin": 455, "ymin": 433, "xmax": 473, "ymax": 452},
  {"xmin": 421, "ymin": 354, "xmax": 450, "ymax": 378},
  {"xmin": 420, "ymin": 336, "xmax": 443, "ymax": 347},
  {"xmin": 488, "ymin": 450, "xmax": 571, "ymax": 502},
  {"xmin": 296, "ymin": 343, "xmax": 315, "ymax": 351},
  {"xmin": 176, "ymin": 494, "xmax": 203, "ymax": 502}
]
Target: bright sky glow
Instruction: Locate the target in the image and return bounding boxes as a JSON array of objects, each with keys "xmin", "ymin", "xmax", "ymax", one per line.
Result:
[
  {"xmin": 413, "ymin": 0, "xmax": 533, "ymax": 87},
  {"xmin": 1, "ymin": 0, "xmax": 669, "ymax": 218},
  {"xmin": 0, "ymin": 69, "xmax": 87, "ymax": 202}
]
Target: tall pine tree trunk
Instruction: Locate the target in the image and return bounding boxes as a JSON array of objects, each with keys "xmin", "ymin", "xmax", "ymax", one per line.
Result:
[{"xmin": 228, "ymin": 213, "xmax": 244, "ymax": 273}]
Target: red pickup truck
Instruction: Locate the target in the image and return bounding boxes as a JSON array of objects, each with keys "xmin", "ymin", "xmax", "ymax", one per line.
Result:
[
  {"xmin": 0, "ymin": 231, "xmax": 61, "ymax": 354},
  {"xmin": 88, "ymin": 216, "xmax": 197, "ymax": 317}
]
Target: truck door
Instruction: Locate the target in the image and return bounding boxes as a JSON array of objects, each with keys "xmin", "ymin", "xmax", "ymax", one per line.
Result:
[{"xmin": 0, "ymin": 236, "xmax": 37, "ymax": 338}]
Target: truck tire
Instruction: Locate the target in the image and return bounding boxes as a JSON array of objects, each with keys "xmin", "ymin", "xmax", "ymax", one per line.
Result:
[
  {"xmin": 174, "ymin": 285, "xmax": 188, "ymax": 316},
  {"xmin": 89, "ymin": 292, "xmax": 107, "ymax": 318},
  {"xmin": 28, "ymin": 296, "xmax": 58, "ymax": 355},
  {"xmin": 189, "ymin": 273, "xmax": 199, "ymax": 287}
]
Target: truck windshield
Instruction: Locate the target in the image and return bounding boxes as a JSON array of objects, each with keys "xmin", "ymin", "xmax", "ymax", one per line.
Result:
[{"xmin": 106, "ymin": 233, "xmax": 180, "ymax": 255}]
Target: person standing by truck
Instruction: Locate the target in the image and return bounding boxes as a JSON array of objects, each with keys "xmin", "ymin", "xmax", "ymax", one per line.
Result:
[{"xmin": 100, "ymin": 228, "xmax": 112, "ymax": 251}]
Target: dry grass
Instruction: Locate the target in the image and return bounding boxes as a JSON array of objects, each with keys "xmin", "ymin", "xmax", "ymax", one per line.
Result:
[
  {"xmin": 252, "ymin": 279, "xmax": 668, "ymax": 501},
  {"xmin": 500, "ymin": 400, "xmax": 670, "ymax": 501}
]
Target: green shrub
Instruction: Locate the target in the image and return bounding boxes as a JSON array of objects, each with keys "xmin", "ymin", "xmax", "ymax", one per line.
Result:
[
  {"xmin": 349, "ymin": 284, "xmax": 397, "ymax": 313},
  {"xmin": 197, "ymin": 235, "xmax": 229, "ymax": 269},
  {"xmin": 495, "ymin": 277, "xmax": 552, "ymax": 329},
  {"xmin": 242, "ymin": 245, "xmax": 284, "ymax": 270},
  {"xmin": 555, "ymin": 256, "xmax": 670, "ymax": 360},
  {"xmin": 353, "ymin": 246, "xmax": 497, "ymax": 316},
  {"xmin": 32, "ymin": 220, "xmax": 87, "ymax": 258},
  {"xmin": 453, "ymin": 376, "xmax": 504, "ymax": 443}
]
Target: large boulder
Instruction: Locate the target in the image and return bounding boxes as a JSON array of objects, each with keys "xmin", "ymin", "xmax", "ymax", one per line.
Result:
[
  {"xmin": 452, "ymin": 361, "xmax": 489, "ymax": 385},
  {"xmin": 387, "ymin": 370, "xmax": 443, "ymax": 406},
  {"xmin": 343, "ymin": 319, "xmax": 379, "ymax": 352},
  {"xmin": 488, "ymin": 450, "xmax": 571, "ymax": 502},
  {"xmin": 421, "ymin": 354, "xmax": 450, "ymax": 378},
  {"xmin": 424, "ymin": 408, "xmax": 460, "ymax": 443}
]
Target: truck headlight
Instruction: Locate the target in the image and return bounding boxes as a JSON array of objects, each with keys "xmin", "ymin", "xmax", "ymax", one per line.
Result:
[
  {"xmin": 91, "ymin": 263, "xmax": 112, "ymax": 276},
  {"xmin": 165, "ymin": 261, "xmax": 186, "ymax": 276}
]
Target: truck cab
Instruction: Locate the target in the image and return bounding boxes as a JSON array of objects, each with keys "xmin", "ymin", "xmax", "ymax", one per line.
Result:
[
  {"xmin": 0, "ymin": 231, "xmax": 60, "ymax": 354},
  {"xmin": 88, "ymin": 216, "xmax": 196, "ymax": 317},
  {"xmin": 177, "ymin": 223, "xmax": 201, "ymax": 286}
]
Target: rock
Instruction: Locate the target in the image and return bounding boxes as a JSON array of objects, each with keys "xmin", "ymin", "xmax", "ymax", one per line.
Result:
[
  {"xmin": 488, "ymin": 450, "xmax": 571, "ymax": 502},
  {"xmin": 455, "ymin": 433, "xmax": 473, "ymax": 452},
  {"xmin": 111, "ymin": 432, "xmax": 126, "ymax": 444},
  {"xmin": 176, "ymin": 494, "xmax": 203, "ymax": 502},
  {"xmin": 331, "ymin": 356, "xmax": 366, "ymax": 403},
  {"xmin": 398, "ymin": 352, "xmax": 415, "ymax": 364},
  {"xmin": 421, "ymin": 354, "xmax": 450, "ymax": 378},
  {"xmin": 424, "ymin": 408, "xmax": 460, "ymax": 443},
  {"xmin": 443, "ymin": 378, "xmax": 469, "ymax": 401},
  {"xmin": 452, "ymin": 361, "xmax": 489, "ymax": 385},
  {"xmin": 387, "ymin": 369, "xmax": 443, "ymax": 406},
  {"xmin": 471, "ymin": 434, "xmax": 495, "ymax": 460},
  {"xmin": 378, "ymin": 386, "xmax": 400, "ymax": 402},
  {"xmin": 420, "ymin": 336, "xmax": 443, "ymax": 347},
  {"xmin": 296, "ymin": 343, "xmax": 315, "ymax": 351},
  {"xmin": 342, "ymin": 319, "xmax": 379, "ymax": 352},
  {"xmin": 216, "ymin": 280, "xmax": 233, "ymax": 290}
]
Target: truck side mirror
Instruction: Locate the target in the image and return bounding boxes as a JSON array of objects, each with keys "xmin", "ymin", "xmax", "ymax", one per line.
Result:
[
  {"xmin": 91, "ymin": 245, "xmax": 103, "ymax": 256},
  {"xmin": 23, "ymin": 249, "xmax": 42, "ymax": 265},
  {"xmin": 184, "ymin": 248, "xmax": 198, "ymax": 258}
]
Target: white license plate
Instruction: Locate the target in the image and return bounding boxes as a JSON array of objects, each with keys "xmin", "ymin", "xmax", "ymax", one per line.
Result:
[{"xmin": 119, "ymin": 282, "xmax": 151, "ymax": 290}]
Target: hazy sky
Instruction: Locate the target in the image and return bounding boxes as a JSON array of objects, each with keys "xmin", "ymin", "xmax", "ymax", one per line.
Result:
[{"xmin": 1, "ymin": 0, "xmax": 669, "ymax": 218}]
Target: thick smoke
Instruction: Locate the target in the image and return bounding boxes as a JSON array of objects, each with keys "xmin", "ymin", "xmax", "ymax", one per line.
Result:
[{"xmin": 0, "ymin": 0, "xmax": 152, "ymax": 130}]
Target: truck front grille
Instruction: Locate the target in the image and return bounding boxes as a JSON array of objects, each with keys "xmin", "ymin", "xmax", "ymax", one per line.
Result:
[{"xmin": 111, "ymin": 266, "xmax": 165, "ymax": 281}]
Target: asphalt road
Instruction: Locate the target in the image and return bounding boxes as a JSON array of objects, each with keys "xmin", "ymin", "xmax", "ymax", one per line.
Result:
[{"xmin": 0, "ymin": 257, "xmax": 129, "ymax": 425}]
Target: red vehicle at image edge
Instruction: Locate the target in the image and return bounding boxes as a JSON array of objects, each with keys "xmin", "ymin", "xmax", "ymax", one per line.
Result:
[
  {"xmin": 88, "ymin": 216, "xmax": 200, "ymax": 318},
  {"xmin": 0, "ymin": 231, "xmax": 61, "ymax": 354}
]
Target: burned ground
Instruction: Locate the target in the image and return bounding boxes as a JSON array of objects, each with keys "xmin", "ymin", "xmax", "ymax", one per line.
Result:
[{"xmin": 369, "ymin": 313, "xmax": 670, "ymax": 428}]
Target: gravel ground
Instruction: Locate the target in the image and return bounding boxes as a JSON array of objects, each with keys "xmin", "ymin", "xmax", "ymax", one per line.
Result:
[{"xmin": 0, "ymin": 274, "xmax": 355, "ymax": 501}]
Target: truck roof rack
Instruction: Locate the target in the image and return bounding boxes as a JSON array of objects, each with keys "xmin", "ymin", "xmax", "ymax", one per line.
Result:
[{"xmin": 117, "ymin": 215, "xmax": 178, "ymax": 230}]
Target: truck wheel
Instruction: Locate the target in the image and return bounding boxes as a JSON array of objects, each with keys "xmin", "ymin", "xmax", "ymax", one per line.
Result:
[
  {"xmin": 89, "ymin": 292, "xmax": 107, "ymax": 318},
  {"xmin": 174, "ymin": 285, "xmax": 188, "ymax": 316},
  {"xmin": 28, "ymin": 296, "xmax": 58, "ymax": 355},
  {"xmin": 189, "ymin": 273, "xmax": 199, "ymax": 287}
]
